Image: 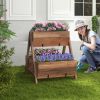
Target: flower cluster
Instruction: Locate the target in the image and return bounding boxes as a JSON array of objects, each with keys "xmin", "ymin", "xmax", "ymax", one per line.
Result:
[
  {"xmin": 34, "ymin": 48, "xmax": 59, "ymax": 55},
  {"xmin": 35, "ymin": 53, "xmax": 73, "ymax": 62},
  {"xmin": 32, "ymin": 21, "xmax": 68, "ymax": 32}
]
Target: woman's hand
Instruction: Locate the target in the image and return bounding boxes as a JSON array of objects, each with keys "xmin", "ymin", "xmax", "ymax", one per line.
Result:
[
  {"xmin": 83, "ymin": 36, "xmax": 96, "ymax": 50},
  {"xmin": 81, "ymin": 40, "xmax": 84, "ymax": 45}
]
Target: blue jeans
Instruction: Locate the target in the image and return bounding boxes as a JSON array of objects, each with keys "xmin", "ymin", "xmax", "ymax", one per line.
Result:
[{"xmin": 79, "ymin": 45, "xmax": 96, "ymax": 69}]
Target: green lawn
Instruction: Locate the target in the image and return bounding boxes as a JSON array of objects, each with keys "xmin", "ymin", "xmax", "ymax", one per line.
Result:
[{"xmin": 0, "ymin": 66, "xmax": 100, "ymax": 100}]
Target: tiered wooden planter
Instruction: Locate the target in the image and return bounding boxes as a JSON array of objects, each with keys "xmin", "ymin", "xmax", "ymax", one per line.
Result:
[{"xmin": 26, "ymin": 31, "xmax": 77, "ymax": 84}]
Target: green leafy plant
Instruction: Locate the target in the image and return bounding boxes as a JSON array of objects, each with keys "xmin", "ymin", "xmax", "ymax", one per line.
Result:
[
  {"xmin": 0, "ymin": 2, "xmax": 15, "ymax": 95},
  {"xmin": 92, "ymin": 15, "xmax": 99, "ymax": 33},
  {"xmin": 0, "ymin": 20, "xmax": 15, "ymax": 42}
]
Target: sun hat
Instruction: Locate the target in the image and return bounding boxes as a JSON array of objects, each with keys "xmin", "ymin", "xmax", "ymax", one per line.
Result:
[{"xmin": 74, "ymin": 20, "xmax": 88, "ymax": 31}]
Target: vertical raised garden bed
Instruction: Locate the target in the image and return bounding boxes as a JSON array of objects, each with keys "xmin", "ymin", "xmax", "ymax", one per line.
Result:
[{"xmin": 26, "ymin": 31, "xmax": 77, "ymax": 84}]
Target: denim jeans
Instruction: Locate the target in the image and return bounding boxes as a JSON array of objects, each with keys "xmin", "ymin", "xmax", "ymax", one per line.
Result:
[{"xmin": 79, "ymin": 45, "xmax": 97, "ymax": 69}]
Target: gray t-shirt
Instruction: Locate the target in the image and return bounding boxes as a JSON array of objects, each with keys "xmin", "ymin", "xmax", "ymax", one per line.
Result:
[{"xmin": 88, "ymin": 30, "xmax": 100, "ymax": 44}]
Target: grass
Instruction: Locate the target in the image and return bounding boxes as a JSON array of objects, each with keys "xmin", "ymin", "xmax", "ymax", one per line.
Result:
[{"xmin": 0, "ymin": 66, "xmax": 100, "ymax": 100}]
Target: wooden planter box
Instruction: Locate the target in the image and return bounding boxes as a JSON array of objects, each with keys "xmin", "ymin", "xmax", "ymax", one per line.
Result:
[
  {"xmin": 26, "ymin": 31, "xmax": 77, "ymax": 84},
  {"xmin": 36, "ymin": 60, "xmax": 77, "ymax": 79}
]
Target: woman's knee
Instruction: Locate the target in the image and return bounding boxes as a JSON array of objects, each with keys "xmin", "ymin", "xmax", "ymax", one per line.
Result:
[
  {"xmin": 79, "ymin": 55, "xmax": 87, "ymax": 63},
  {"xmin": 81, "ymin": 46, "xmax": 90, "ymax": 53}
]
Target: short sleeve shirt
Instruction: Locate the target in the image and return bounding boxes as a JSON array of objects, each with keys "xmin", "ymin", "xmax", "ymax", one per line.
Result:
[{"xmin": 88, "ymin": 30, "xmax": 100, "ymax": 44}]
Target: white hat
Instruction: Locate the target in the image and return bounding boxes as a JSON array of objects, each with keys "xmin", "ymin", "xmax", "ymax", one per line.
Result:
[{"xmin": 74, "ymin": 20, "xmax": 88, "ymax": 31}]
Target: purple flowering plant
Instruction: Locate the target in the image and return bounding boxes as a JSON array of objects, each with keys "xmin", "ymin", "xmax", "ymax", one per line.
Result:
[
  {"xmin": 35, "ymin": 53, "xmax": 73, "ymax": 62},
  {"xmin": 32, "ymin": 21, "xmax": 68, "ymax": 32},
  {"xmin": 34, "ymin": 48, "xmax": 73, "ymax": 62}
]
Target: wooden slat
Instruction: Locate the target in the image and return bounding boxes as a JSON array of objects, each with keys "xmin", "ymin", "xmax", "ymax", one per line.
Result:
[
  {"xmin": 33, "ymin": 31, "xmax": 69, "ymax": 38},
  {"xmin": 37, "ymin": 60, "xmax": 77, "ymax": 70},
  {"xmin": 33, "ymin": 37, "xmax": 69, "ymax": 46}
]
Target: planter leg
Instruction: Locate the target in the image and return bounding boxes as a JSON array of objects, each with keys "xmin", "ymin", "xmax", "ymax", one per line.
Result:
[
  {"xmin": 74, "ymin": 73, "xmax": 77, "ymax": 79},
  {"xmin": 34, "ymin": 77, "xmax": 38, "ymax": 84}
]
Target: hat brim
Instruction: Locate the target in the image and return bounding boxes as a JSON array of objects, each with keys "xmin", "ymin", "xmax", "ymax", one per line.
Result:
[{"xmin": 74, "ymin": 25, "xmax": 88, "ymax": 31}]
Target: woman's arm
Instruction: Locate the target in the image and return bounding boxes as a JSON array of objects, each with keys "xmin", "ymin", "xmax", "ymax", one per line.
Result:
[{"xmin": 83, "ymin": 36, "xmax": 96, "ymax": 50}]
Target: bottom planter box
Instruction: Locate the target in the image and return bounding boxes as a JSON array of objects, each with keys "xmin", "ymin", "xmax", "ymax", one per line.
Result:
[
  {"xmin": 26, "ymin": 55, "xmax": 77, "ymax": 80},
  {"xmin": 36, "ymin": 60, "xmax": 77, "ymax": 79}
]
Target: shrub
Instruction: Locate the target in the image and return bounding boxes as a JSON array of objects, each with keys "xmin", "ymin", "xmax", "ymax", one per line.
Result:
[
  {"xmin": 0, "ymin": 2, "xmax": 15, "ymax": 95},
  {"xmin": 92, "ymin": 15, "xmax": 99, "ymax": 33}
]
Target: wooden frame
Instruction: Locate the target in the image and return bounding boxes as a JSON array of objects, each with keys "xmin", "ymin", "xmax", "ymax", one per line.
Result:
[
  {"xmin": 48, "ymin": 0, "xmax": 74, "ymax": 20},
  {"xmin": 26, "ymin": 31, "xmax": 77, "ymax": 84},
  {"xmin": 6, "ymin": 0, "xmax": 36, "ymax": 20}
]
